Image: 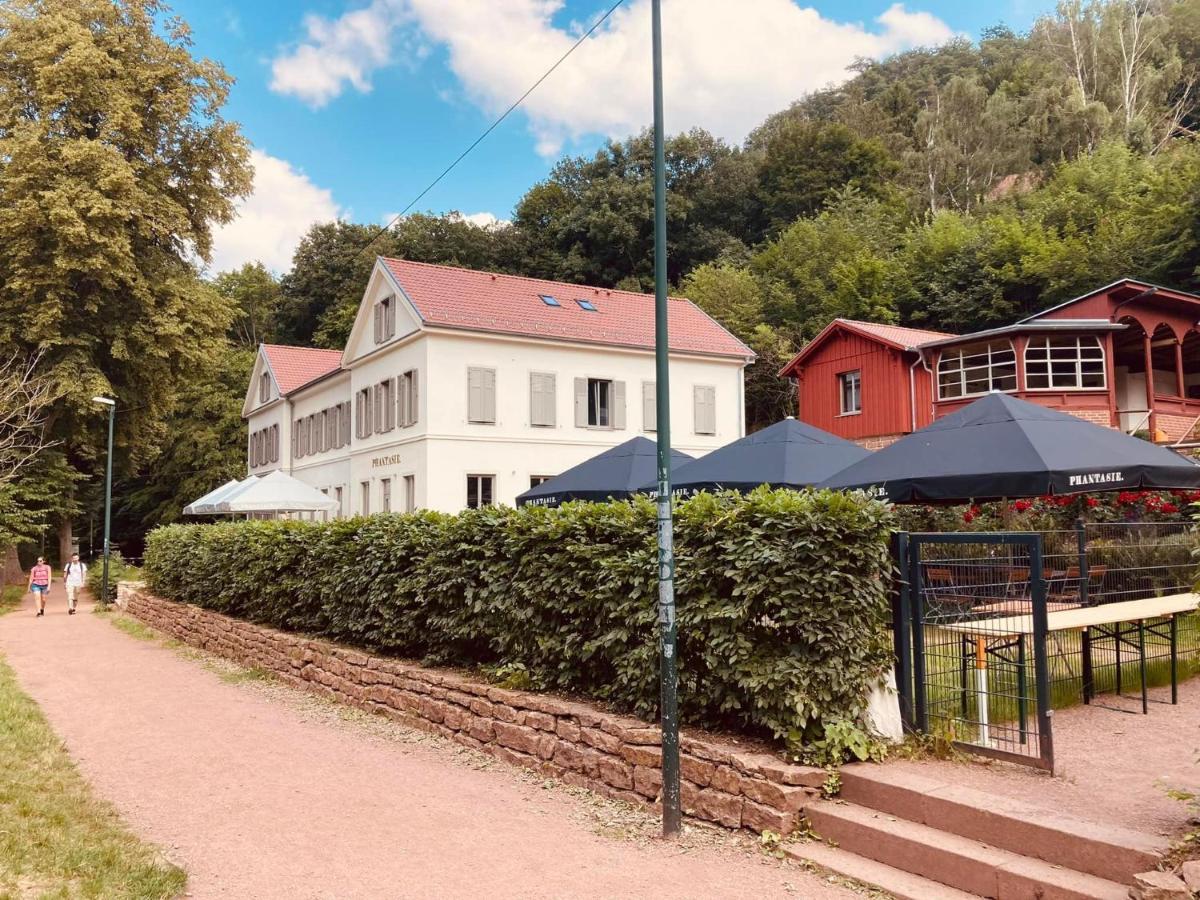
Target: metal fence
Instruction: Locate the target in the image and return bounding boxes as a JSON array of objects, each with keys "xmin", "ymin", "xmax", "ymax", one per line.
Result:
[
  {"xmin": 900, "ymin": 532, "xmax": 1054, "ymax": 770},
  {"xmin": 896, "ymin": 521, "xmax": 1200, "ymax": 771}
]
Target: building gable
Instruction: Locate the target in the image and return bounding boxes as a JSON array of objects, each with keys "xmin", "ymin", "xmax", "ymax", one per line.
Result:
[
  {"xmin": 242, "ymin": 346, "xmax": 278, "ymax": 418},
  {"xmin": 342, "ymin": 260, "xmax": 424, "ymax": 366}
]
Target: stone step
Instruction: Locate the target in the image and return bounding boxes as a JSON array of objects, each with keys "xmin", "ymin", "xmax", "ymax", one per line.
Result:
[
  {"xmin": 787, "ymin": 840, "xmax": 979, "ymax": 900},
  {"xmin": 838, "ymin": 764, "xmax": 1165, "ymax": 884},
  {"xmin": 806, "ymin": 800, "xmax": 1130, "ymax": 900}
]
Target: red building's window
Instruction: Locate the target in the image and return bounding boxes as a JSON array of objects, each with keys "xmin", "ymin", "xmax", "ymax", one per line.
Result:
[
  {"xmin": 1025, "ymin": 336, "xmax": 1105, "ymax": 390},
  {"xmin": 839, "ymin": 370, "xmax": 862, "ymax": 415},
  {"xmin": 938, "ymin": 341, "xmax": 1016, "ymax": 400}
]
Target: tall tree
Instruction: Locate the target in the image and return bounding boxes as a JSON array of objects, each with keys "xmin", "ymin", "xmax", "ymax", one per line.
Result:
[
  {"xmin": 512, "ymin": 129, "xmax": 754, "ymax": 290},
  {"xmin": 213, "ymin": 263, "xmax": 282, "ymax": 349},
  {"xmin": 0, "ymin": 0, "xmax": 251, "ymax": 559},
  {"xmin": 750, "ymin": 118, "xmax": 899, "ymax": 234}
]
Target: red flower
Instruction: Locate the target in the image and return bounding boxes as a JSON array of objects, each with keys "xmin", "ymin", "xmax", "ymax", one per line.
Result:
[
  {"xmin": 1161, "ymin": 502, "xmax": 1179, "ymax": 514},
  {"xmin": 1086, "ymin": 497, "xmax": 1100, "ymax": 507},
  {"xmin": 1012, "ymin": 499, "xmax": 1033, "ymax": 512}
]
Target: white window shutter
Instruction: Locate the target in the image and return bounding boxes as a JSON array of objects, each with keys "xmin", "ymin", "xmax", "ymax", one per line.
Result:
[
  {"xmin": 531, "ymin": 373, "xmax": 556, "ymax": 426},
  {"xmin": 409, "ymin": 370, "xmax": 419, "ymax": 426},
  {"xmin": 642, "ymin": 382, "xmax": 656, "ymax": 432},
  {"xmin": 482, "ymin": 368, "xmax": 496, "ymax": 423},
  {"xmin": 544, "ymin": 373, "xmax": 556, "ymax": 426},
  {"xmin": 343, "ymin": 402, "xmax": 352, "ymax": 445},
  {"xmin": 694, "ymin": 385, "xmax": 716, "ymax": 435},
  {"xmin": 574, "ymin": 377, "xmax": 587, "ymax": 427},
  {"xmin": 373, "ymin": 303, "xmax": 381, "ymax": 343},
  {"xmin": 468, "ymin": 367, "xmax": 482, "ymax": 421},
  {"xmin": 612, "ymin": 380, "xmax": 626, "ymax": 430}
]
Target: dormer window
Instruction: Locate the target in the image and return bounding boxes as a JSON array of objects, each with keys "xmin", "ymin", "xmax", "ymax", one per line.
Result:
[
  {"xmin": 374, "ymin": 296, "xmax": 396, "ymax": 343},
  {"xmin": 259, "ymin": 371, "xmax": 271, "ymax": 403}
]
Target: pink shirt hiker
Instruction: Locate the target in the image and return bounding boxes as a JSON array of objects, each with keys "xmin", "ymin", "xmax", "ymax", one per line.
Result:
[{"xmin": 30, "ymin": 563, "xmax": 51, "ymax": 587}]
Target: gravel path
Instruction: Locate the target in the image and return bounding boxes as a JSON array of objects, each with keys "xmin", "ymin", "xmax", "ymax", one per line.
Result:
[{"xmin": 0, "ymin": 593, "xmax": 857, "ymax": 900}]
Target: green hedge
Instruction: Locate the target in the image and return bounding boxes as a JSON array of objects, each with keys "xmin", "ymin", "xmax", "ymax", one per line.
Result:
[{"xmin": 144, "ymin": 488, "xmax": 895, "ymax": 744}]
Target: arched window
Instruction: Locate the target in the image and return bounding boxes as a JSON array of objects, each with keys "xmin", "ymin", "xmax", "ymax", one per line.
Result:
[
  {"xmin": 1024, "ymin": 335, "xmax": 1105, "ymax": 390},
  {"xmin": 937, "ymin": 340, "xmax": 1016, "ymax": 400}
]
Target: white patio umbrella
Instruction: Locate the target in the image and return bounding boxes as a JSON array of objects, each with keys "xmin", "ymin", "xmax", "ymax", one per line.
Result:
[
  {"xmin": 183, "ymin": 477, "xmax": 253, "ymax": 516},
  {"xmin": 213, "ymin": 470, "xmax": 338, "ymax": 515}
]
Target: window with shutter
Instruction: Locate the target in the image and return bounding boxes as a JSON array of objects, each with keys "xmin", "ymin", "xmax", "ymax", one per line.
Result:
[
  {"xmin": 468, "ymin": 367, "xmax": 496, "ymax": 423},
  {"xmin": 398, "ymin": 372, "xmax": 409, "ymax": 428},
  {"xmin": 530, "ymin": 372, "xmax": 556, "ymax": 427},
  {"xmin": 582, "ymin": 378, "xmax": 616, "ymax": 428},
  {"xmin": 271, "ymin": 425, "xmax": 279, "ymax": 462},
  {"xmin": 360, "ymin": 481, "xmax": 370, "ymax": 516},
  {"xmin": 694, "ymin": 385, "xmax": 716, "ymax": 435},
  {"xmin": 642, "ymin": 381, "xmax": 656, "ymax": 432},
  {"xmin": 373, "ymin": 303, "xmax": 381, "ymax": 344},
  {"xmin": 342, "ymin": 402, "xmax": 352, "ymax": 445},
  {"xmin": 403, "ymin": 474, "xmax": 415, "ymax": 512}
]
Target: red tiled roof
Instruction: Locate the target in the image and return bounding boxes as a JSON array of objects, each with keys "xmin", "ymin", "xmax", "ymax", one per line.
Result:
[
  {"xmin": 839, "ymin": 319, "xmax": 954, "ymax": 348},
  {"xmin": 262, "ymin": 344, "xmax": 343, "ymax": 395},
  {"xmin": 380, "ymin": 258, "xmax": 753, "ymax": 359},
  {"xmin": 778, "ymin": 317, "xmax": 956, "ymax": 376}
]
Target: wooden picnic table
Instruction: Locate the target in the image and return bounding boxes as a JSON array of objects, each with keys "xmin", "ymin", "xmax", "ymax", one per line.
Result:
[{"xmin": 940, "ymin": 593, "xmax": 1199, "ymax": 743}]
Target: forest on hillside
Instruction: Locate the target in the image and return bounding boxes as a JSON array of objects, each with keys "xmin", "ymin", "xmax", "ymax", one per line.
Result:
[{"xmin": 5, "ymin": 0, "xmax": 1200, "ymax": 552}]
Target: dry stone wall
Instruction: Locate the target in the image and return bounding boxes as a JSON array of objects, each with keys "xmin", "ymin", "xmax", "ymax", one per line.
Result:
[{"xmin": 119, "ymin": 583, "xmax": 823, "ymax": 835}]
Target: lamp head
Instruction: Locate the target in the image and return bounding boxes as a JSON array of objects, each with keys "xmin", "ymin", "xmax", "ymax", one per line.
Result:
[{"xmin": 91, "ymin": 396, "xmax": 116, "ymax": 407}]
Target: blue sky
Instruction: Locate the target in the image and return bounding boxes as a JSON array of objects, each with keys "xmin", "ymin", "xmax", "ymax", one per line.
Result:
[{"xmin": 170, "ymin": 0, "xmax": 1056, "ymax": 272}]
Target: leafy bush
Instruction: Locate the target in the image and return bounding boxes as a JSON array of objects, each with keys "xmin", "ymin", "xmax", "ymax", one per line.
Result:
[
  {"xmin": 85, "ymin": 551, "xmax": 135, "ymax": 603},
  {"xmin": 144, "ymin": 488, "xmax": 895, "ymax": 745}
]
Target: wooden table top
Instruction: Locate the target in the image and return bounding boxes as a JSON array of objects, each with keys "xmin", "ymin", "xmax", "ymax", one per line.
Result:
[{"xmin": 940, "ymin": 593, "xmax": 1200, "ymax": 638}]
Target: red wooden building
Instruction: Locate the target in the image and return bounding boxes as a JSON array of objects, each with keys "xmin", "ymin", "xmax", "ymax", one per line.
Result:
[{"xmin": 780, "ymin": 279, "xmax": 1200, "ymax": 448}]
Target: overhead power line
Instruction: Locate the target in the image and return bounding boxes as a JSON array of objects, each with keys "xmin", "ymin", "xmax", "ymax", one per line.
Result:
[{"xmin": 356, "ymin": 0, "xmax": 626, "ymax": 261}]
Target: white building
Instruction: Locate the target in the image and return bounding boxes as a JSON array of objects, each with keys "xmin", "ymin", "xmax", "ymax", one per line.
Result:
[{"xmin": 243, "ymin": 258, "xmax": 754, "ymax": 514}]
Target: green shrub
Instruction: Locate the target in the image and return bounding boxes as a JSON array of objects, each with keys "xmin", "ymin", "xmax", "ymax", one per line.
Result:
[
  {"xmin": 144, "ymin": 488, "xmax": 895, "ymax": 745},
  {"xmin": 86, "ymin": 551, "xmax": 136, "ymax": 602}
]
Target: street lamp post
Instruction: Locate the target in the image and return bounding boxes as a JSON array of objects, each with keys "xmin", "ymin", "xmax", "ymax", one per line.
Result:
[
  {"xmin": 650, "ymin": 0, "xmax": 681, "ymax": 838},
  {"xmin": 92, "ymin": 396, "xmax": 116, "ymax": 608}
]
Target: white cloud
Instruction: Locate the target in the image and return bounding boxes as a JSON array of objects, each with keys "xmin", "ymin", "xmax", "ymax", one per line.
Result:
[
  {"xmin": 270, "ymin": 1, "xmax": 406, "ymax": 107},
  {"xmin": 455, "ymin": 211, "xmax": 509, "ymax": 229},
  {"xmin": 270, "ymin": 0, "xmax": 955, "ymax": 150},
  {"xmin": 209, "ymin": 150, "xmax": 342, "ymax": 273}
]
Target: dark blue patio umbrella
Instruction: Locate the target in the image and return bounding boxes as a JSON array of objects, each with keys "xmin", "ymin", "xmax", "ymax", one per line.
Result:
[
  {"xmin": 818, "ymin": 392, "xmax": 1200, "ymax": 503},
  {"xmin": 516, "ymin": 436, "xmax": 693, "ymax": 507},
  {"xmin": 652, "ymin": 417, "xmax": 871, "ymax": 498}
]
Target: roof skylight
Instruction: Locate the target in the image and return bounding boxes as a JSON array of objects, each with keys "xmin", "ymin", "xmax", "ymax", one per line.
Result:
[
  {"xmin": 539, "ymin": 294, "xmax": 560, "ymax": 307},
  {"xmin": 576, "ymin": 299, "xmax": 597, "ymax": 312}
]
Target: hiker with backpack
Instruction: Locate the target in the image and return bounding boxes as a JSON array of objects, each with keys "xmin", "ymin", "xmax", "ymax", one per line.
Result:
[{"xmin": 63, "ymin": 553, "xmax": 87, "ymax": 616}]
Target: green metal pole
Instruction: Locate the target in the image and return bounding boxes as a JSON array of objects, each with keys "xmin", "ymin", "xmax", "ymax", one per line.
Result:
[
  {"xmin": 651, "ymin": 0, "xmax": 681, "ymax": 839},
  {"xmin": 100, "ymin": 403, "xmax": 114, "ymax": 608}
]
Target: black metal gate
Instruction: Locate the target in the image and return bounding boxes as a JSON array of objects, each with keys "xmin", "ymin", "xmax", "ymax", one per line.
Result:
[{"xmin": 895, "ymin": 532, "xmax": 1055, "ymax": 771}]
